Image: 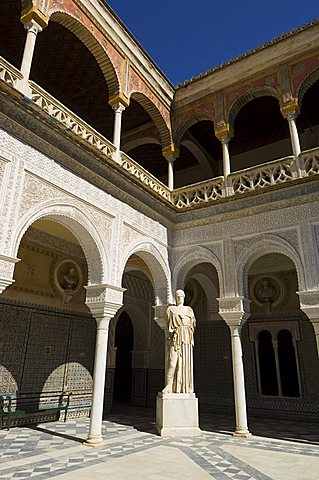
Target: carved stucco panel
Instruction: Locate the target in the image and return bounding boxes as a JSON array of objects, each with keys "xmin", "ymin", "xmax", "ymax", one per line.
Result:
[
  {"xmin": 173, "ymin": 201, "xmax": 319, "ymax": 248},
  {"xmin": 0, "ymin": 130, "xmax": 169, "ymax": 253},
  {"xmin": 233, "ymin": 229, "xmax": 301, "ymax": 264},
  {"xmin": 19, "ymin": 173, "xmax": 113, "ymax": 251}
]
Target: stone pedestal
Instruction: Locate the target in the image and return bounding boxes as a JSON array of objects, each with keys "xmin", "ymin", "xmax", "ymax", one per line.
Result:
[{"xmin": 156, "ymin": 392, "xmax": 201, "ymax": 437}]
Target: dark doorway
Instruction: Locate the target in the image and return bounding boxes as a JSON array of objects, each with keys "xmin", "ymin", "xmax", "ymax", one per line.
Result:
[
  {"xmin": 278, "ymin": 329, "xmax": 300, "ymax": 397},
  {"xmin": 113, "ymin": 312, "xmax": 134, "ymax": 405},
  {"xmin": 258, "ymin": 330, "xmax": 279, "ymax": 396}
]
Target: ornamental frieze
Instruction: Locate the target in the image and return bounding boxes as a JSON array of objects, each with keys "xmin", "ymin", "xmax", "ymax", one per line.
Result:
[{"xmin": 290, "ymin": 53, "xmax": 319, "ymax": 96}]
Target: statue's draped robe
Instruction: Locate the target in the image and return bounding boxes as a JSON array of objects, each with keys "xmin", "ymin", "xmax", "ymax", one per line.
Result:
[{"xmin": 165, "ymin": 305, "xmax": 196, "ymax": 393}]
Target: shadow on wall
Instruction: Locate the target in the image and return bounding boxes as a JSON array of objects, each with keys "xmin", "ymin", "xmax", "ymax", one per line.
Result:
[{"xmin": 0, "ymin": 299, "xmax": 96, "ymax": 424}]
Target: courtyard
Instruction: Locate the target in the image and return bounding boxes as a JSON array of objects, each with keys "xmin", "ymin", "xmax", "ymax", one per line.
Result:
[{"xmin": 1, "ymin": 407, "xmax": 319, "ymax": 480}]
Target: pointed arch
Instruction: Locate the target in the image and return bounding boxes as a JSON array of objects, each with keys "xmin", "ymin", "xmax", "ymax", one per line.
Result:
[
  {"xmin": 236, "ymin": 234, "xmax": 306, "ymax": 297},
  {"xmin": 49, "ymin": 11, "xmax": 120, "ymax": 98},
  {"xmin": 228, "ymin": 87, "xmax": 281, "ymax": 127},
  {"xmin": 173, "ymin": 246, "xmax": 224, "ymax": 297},
  {"xmin": 12, "ymin": 201, "xmax": 108, "ymax": 285},
  {"xmin": 130, "ymin": 92, "xmax": 172, "ymax": 149}
]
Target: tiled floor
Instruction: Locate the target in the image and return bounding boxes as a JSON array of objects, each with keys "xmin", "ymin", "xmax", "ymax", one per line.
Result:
[{"xmin": 1, "ymin": 407, "xmax": 319, "ymax": 479}]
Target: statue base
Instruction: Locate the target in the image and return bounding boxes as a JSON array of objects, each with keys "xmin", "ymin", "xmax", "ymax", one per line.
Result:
[{"xmin": 156, "ymin": 392, "xmax": 201, "ymax": 437}]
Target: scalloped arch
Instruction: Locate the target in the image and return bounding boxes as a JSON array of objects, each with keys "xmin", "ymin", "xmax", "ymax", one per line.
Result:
[
  {"xmin": 120, "ymin": 241, "xmax": 171, "ymax": 306},
  {"xmin": 228, "ymin": 87, "xmax": 281, "ymax": 127},
  {"xmin": 48, "ymin": 11, "xmax": 120, "ymax": 98},
  {"xmin": 298, "ymin": 67, "xmax": 319, "ymax": 106},
  {"xmin": 12, "ymin": 202, "xmax": 108, "ymax": 285},
  {"xmin": 129, "ymin": 92, "xmax": 172, "ymax": 149},
  {"xmin": 173, "ymin": 246, "xmax": 223, "ymax": 297},
  {"xmin": 236, "ymin": 234, "xmax": 306, "ymax": 297}
]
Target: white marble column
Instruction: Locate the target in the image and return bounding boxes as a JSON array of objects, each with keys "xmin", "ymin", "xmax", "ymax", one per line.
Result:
[
  {"xmin": 281, "ymin": 102, "xmax": 302, "ymax": 177},
  {"xmin": 286, "ymin": 113, "xmax": 301, "ymax": 159},
  {"xmin": 17, "ymin": 20, "xmax": 42, "ymax": 95},
  {"xmin": 221, "ymin": 136, "xmax": 231, "ymax": 178},
  {"xmin": 84, "ymin": 284, "xmax": 125, "ymax": 446},
  {"xmin": 112, "ymin": 103, "xmax": 126, "ymax": 155},
  {"xmin": 86, "ymin": 315, "xmax": 111, "ymax": 445},
  {"xmin": 218, "ymin": 297, "xmax": 251, "ymax": 438},
  {"xmin": 215, "ymin": 125, "xmax": 233, "ymax": 196},
  {"xmin": 166, "ymin": 155, "xmax": 175, "ymax": 190}
]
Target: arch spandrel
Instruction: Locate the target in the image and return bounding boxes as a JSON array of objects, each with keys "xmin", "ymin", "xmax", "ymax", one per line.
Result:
[
  {"xmin": 290, "ymin": 55, "xmax": 319, "ymax": 101},
  {"xmin": 173, "ymin": 112, "xmax": 216, "ymax": 150},
  {"xmin": 128, "ymin": 69, "xmax": 172, "ymax": 148},
  {"xmin": 119, "ymin": 241, "xmax": 171, "ymax": 306},
  {"xmin": 12, "ymin": 202, "xmax": 109, "ymax": 286},
  {"xmin": 297, "ymin": 66, "xmax": 319, "ymax": 106},
  {"xmin": 227, "ymin": 86, "xmax": 281, "ymax": 128},
  {"xmin": 47, "ymin": 7, "xmax": 122, "ymax": 98},
  {"xmin": 236, "ymin": 234, "xmax": 306, "ymax": 298},
  {"xmin": 173, "ymin": 246, "xmax": 224, "ymax": 297}
]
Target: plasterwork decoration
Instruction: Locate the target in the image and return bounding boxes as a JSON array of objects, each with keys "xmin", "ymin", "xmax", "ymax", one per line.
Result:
[
  {"xmin": 173, "ymin": 97, "xmax": 216, "ymax": 147},
  {"xmin": 172, "ymin": 245, "xmax": 223, "ymax": 297},
  {"xmin": 226, "ymin": 75, "xmax": 280, "ymax": 125},
  {"xmin": 250, "ymin": 274, "xmax": 285, "ymax": 313},
  {"xmin": 280, "ymin": 64, "xmax": 293, "ymax": 103},
  {"xmin": 290, "ymin": 54, "xmax": 319, "ymax": 97},
  {"xmin": 235, "ymin": 233, "xmax": 306, "ymax": 297},
  {"xmin": 85, "ymin": 284, "xmax": 125, "ymax": 319},
  {"xmin": 0, "ymin": 157, "xmax": 25, "ymax": 253},
  {"xmin": 122, "ymin": 273, "xmax": 153, "ymax": 301},
  {"xmin": 127, "ymin": 66, "xmax": 172, "ymax": 146},
  {"xmin": 48, "ymin": 0, "xmax": 124, "ymax": 96},
  {"xmin": 54, "ymin": 259, "xmax": 82, "ymax": 303},
  {"xmin": 218, "ymin": 296, "xmax": 251, "ymax": 326},
  {"xmin": 119, "ymin": 230, "xmax": 170, "ymax": 305},
  {"xmin": 16, "ymin": 174, "xmax": 108, "ymax": 286}
]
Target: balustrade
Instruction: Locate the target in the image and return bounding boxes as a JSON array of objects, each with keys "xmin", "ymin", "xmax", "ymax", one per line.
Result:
[{"xmin": 0, "ymin": 56, "xmax": 318, "ymax": 212}]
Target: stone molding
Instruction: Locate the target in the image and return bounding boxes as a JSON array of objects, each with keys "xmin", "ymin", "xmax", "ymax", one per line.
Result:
[
  {"xmin": 218, "ymin": 296, "xmax": 251, "ymax": 326},
  {"xmin": 85, "ymin": 283, "xmax": 125, "ymax": 319}
]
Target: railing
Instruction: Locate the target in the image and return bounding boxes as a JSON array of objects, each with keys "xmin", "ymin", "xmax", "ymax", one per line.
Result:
[
  {"xmin": 0, "ymin": 56, "xmax": 318, "ymax": 213},
  {"xmin": 0, "ymin": 57, "xmax": 22, "ymax": 86},
  {"xmin": 301, "ymin": 147, "xmax": 319, "ymax": 177},
  {"xmin": 119, "ymin": 152, "xmax": 172, "ymax": 202},
  {"xmin": 172, "ymin": 177, "xmax": 224, "ymax": 209},
  {"xmin": 29, "ymin": 81, "xmax": 116, "ymax": 159},
  {"xmin": 229, "ymin": 156, "xmax": 296, "ymax": 195}
]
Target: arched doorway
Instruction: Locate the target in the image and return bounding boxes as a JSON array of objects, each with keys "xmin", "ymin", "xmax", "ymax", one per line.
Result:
[
  {"xmin": 0, "ymin": 219, "xmax": 96, "ymax": 420},
  {"xmin": 113, "ymin": 312, "xmax": 134, "ymax": 405}
]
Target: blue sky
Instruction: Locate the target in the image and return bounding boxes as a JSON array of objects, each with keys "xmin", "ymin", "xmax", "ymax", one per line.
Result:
[{"xmin": 106, "ymin": 1, "xmax": 318, "ymax": 85}]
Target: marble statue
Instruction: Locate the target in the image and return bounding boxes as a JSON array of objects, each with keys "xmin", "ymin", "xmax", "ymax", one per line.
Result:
[{"xmin": 162, "ymin": 289, "xmax": 196, "ymax": 394}]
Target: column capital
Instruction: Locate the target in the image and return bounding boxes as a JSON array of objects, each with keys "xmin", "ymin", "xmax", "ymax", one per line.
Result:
[
  {"xmin": 21, "ymin": 3, "xmax": 48, "ymax": 30},
  {"xmin": 109, "ymin": 93, "xmax": 130, "ymax": 109},
  {"xmin": 218, "ymin": 296, "xmax": 251, "ymax": 326},
  {"xmin": 280, "ymin": 98, "xmax": 300, "ymax": 119},
  {"xmin": 0, "ymin": 254, "xmax": 20, "ymax": 295},
  {"xmin": 297, "ymin": 290, "xmax": 319, "ymax": 320},
  {"xmin": 162, "ymin": 144, "xmax": 179, "ymax": 159},
  {"xmin": 215, "ymin": 123, "xmax": 233, "ymax": 142},
  {"xmin": 85, "ymin": 283, "xmax": 125, "ymax": 319}
]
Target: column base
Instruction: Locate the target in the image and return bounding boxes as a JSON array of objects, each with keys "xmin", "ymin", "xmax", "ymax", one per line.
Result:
[
  {"xmin": 156, "ymin": 392, "xmax": 201, "ymax": 437},
  {"xmin": 233, "ymin": 429, "xmax": 252, "ymax": 438},
  {"xmin": 83, "ymin": 434, "xmax": 104, "ymax": 447}
]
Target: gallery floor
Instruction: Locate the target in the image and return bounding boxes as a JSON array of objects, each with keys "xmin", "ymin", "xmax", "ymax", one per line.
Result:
[{"xmin": 1, "ymin": 406, "xmax": 318, "ymax": 480}]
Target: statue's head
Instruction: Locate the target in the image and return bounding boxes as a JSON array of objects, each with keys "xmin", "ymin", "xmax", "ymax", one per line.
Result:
[{"xmin": 175, "ymin": 289, "xmax": 185, "ymax": 305}]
